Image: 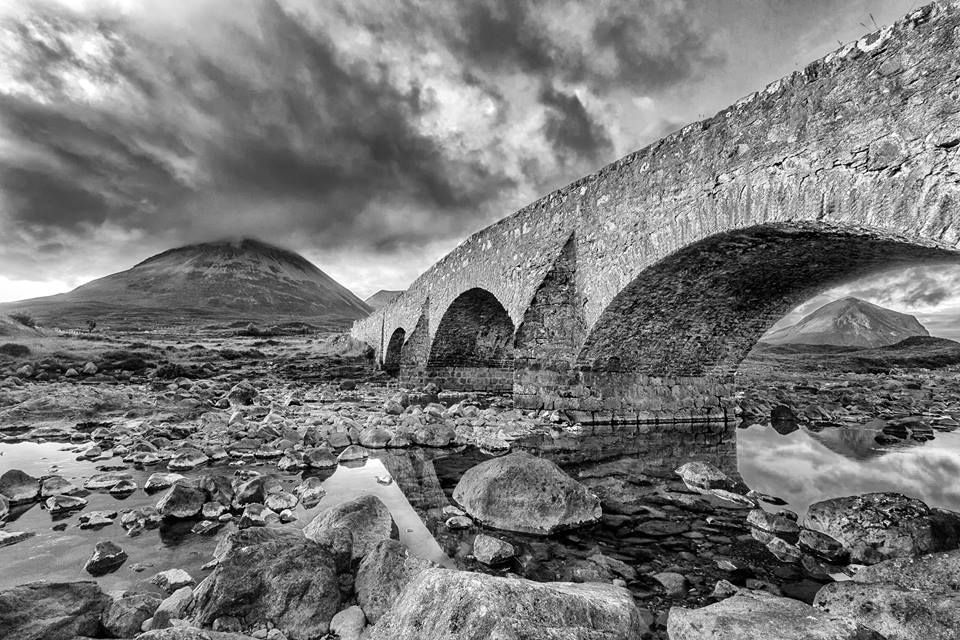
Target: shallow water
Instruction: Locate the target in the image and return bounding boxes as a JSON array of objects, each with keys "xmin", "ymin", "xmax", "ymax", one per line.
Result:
[
  {"xmin": 2, "ymin": 420, "xmax": 960, "ymax": 599},
  {"xmin": 737, "ymin": 422, "xmax": 960, "ymax": 514},
  {"xmin": 0, "ymin": 442, "xmax": 451, "ymax": 591}
]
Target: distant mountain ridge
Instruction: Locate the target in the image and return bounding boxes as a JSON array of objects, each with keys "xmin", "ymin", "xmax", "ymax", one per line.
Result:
[
  {"xmin": 0, "ymin": 239, "xmax": 371, "ymax": 329},
  {"xmin": 365, "ymin": 290, "xmax": 403, "ymax": 310},
  {"xmin": 762, "ymin": 297, "xmax": 929, "ymax": 348}
]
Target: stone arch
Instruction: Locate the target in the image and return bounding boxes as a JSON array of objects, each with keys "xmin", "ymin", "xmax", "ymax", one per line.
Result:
[
  {"xmin": 576, "ymin": 223, "xmax": 960, "ymax": 377},
  {"xmin": 428, "ymin": 288, "xmax": 515, "ymax": 369},
  {"xmin": 383, "ymin": 327, "xmax": 406, "ymax": 376},
  {"xmin": 561, "ymin": 222, "xmax": 960, "ymax": 422}
]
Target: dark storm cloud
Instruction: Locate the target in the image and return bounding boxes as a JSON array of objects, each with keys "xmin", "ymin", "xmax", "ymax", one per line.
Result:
[
  {"xmin": 539, "ymin": 84, "xmax": 613, "ymax": 163},
  {"xmin": 0, "ymin": 0, "xmax": 727, "ymax": 284},
  {"xmin": 3, "ymin": 0, "xmax": 919, "ymax": 300},
  {"xmin": 451, "ymin": 1, "xmax": 567, "ymax": 77},
  {"xmin": 592, "ymin": 1, "xmax": 724, "ymax": 90},
  {"xmin": 0, "ymin": 0, "xmax": 520, "ymax": 273},
  {"xmin": 447, "ymin": 0, "xmax": 722, "ymax": 92}
]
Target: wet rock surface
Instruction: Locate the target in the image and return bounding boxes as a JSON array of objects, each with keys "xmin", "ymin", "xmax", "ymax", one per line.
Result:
[
  {"xmin": 368, "ymin": 567, "xmax": 647, "ymax": 640},
  {"xmin": 452, "ymin": 451, "xmax": 602, "ymax": 534}
]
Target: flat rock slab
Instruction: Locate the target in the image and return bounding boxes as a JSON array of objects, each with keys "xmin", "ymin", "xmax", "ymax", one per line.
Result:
[
  {"xmin": 668, "ymin": 590, "xmax": 884, "ymax": 640},
  {"xmin": 815, "ymin": 581, "xmax": 960, "ymax": 640},
  {"xmin": 368, "ymin": 567, "xmax": 646, "ymax": 640}
]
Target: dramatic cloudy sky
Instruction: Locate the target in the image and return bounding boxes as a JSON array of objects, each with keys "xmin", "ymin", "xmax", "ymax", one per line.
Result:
[{"xmin": 2, "ymin": 0, "xmax": 958, "ymax": 334}]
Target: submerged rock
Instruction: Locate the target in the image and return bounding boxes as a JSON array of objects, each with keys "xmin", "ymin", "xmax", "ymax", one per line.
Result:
[
  {"xmin": 192, "ymin": 529, "xmax": 348, "ymax": 639},
  {"xmin": 368, "ymin": 568, "xmax": 646, "ymax": 640},
  {"xmin": 668, "ymin": 589, "xmax": 883, "ymax": 640},
  {"xmin": 452, "ymin": 451, "xmax": 601, "ymax": 535},
  {"xmin": 303, "ymin": 494, "xmax": 395, "ymax": 560},
  {"xmin": 0, "ymin": 581, "xmax": 109, "ymax": 640},
  {"xmin": 802, "ymin": 492, "xmax": 951, "ymax": 564}
]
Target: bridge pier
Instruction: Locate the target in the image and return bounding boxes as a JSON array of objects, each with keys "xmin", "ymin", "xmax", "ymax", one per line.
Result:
[{"xmin": 515, "ymin": 368, "xmax": 735, "ymax": 424}]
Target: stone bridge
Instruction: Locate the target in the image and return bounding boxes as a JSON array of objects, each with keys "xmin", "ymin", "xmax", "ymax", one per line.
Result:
[{"xmin": 352, "ymin": 1, "xmax": 960, "ymax": 424}]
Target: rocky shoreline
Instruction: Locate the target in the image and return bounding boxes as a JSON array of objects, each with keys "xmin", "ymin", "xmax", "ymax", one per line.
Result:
[{"xmin": 2, "ymin": 335, "xmax": 960, "ymax": 638}]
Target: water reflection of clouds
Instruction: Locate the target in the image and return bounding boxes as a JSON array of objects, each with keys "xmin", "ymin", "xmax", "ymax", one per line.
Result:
[{"xmin": 738, "ymin": 425, "xmax": 960, "ymax": 515}]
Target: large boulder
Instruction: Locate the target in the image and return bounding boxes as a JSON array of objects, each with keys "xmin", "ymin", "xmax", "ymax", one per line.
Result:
[
  {"xmin": 303, "ymin": 494, "xmax": 395, "ymax": 560},
  {"xmin": 368, "ymin": 568, "xmax": 645, "ymax": 640},
  {"xmin": 452, "ymin": 452, "xmax": 601, "ymax": 535},
  {"xmin": 0, "ymin": 581, "xmax": 109, "ymax": 640},
  {"xmin": 0, "ymin": 469, "xmax": 39, "ymax": 504},
  {"xmin": 815, "ymin": 581, "xmax": 960, "ymax": 640},
  {"xmin": 802, "ymin": 492, "xmax": 951, "ymax": 564},
  {"xmin": 667, "ymin": 589, "xmax": 883, "ymax": 640},
  {"xmin": 356, "ymin": 539, "xmax": 436, "ymax": 624},
  {"xmin": 192, "ymin": 529, "xmax": 349, "ymax": 640}
]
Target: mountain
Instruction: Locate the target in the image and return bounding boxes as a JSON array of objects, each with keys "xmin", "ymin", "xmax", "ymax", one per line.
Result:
[
  {"xmin": 761, "ymin": 297, "xmax": 929, "ymax": 348},
  {"xmin": 0, "ymin": 239, "xmax": 372, "ymax": 329},
  {"xmin": 365, "ymin": 290, "xmax": 403, "ymax": 310}
]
